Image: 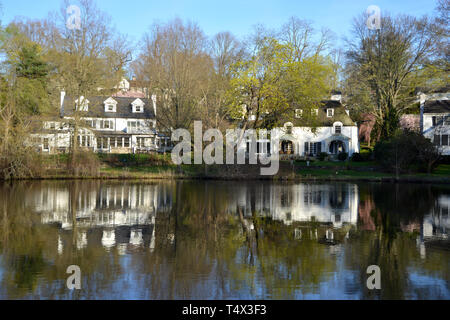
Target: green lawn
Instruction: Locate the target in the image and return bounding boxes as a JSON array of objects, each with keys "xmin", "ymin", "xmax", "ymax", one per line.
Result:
[
  {"xmin": 296, "ymin": 163, "xmax": 450, "ymax": 180},
  {"xmin": 300, "ymin": 160, "xmax": 375, "ymax": 168},
  {"xmin": 38, "ymin": 153, "xmax": 450, "ymax": 182}
]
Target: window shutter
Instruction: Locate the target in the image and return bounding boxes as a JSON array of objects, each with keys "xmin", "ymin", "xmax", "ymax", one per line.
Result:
[
  {"xmin": 434, "ymin": 135, "xmax": 440, "ymax": 145},
  {"xmin": 432, "ymin": 117, "xmax": 436, "ymax": 126},
  {"xmin": 317, "ymin": 142, "xmax": 322, "ymax": 153},
  {"xmin": 304, "ymin": 142, "xmax": 309, "ymax": 154}
]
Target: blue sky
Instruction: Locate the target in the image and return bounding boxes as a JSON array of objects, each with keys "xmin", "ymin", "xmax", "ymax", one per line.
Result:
[{"xmin": 0, "ymin": 0, "xmax": 438, "ymax": 44}]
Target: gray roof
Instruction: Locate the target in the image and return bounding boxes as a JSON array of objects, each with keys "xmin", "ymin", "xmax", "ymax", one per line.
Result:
[
  {"xmin": 62, "ymin": 96, "xmax": 155, "ymax": 119},
  {"xmin": 280, "ymin": 100, "xmax": 356, "ymax": 127},
  {"xmin": 423, "ymin": 100, "xmax": 450, "ymax": 114}
]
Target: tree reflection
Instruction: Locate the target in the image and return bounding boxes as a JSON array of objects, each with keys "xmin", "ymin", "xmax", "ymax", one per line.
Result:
[{"xmin": 0, "ymin": 181, "xmax": 448, "ymax": 299}]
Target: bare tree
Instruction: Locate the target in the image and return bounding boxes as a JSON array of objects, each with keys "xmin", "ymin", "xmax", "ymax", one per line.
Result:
[
  {"xmin": 48, "ymin": 0, "xmax": 131, "ymax": 172},
  {"xmin": 133, "ymin": 19, "xmax": 213, "ymax": 132},
  {"xmin": 345, "ymin": 12, "xmax": 440, "ymax": 140}
]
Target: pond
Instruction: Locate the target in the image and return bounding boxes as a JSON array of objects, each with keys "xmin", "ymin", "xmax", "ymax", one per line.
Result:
[{"xmin": 0, "ymin": 180, "xmax": 449, "ymax": 299}]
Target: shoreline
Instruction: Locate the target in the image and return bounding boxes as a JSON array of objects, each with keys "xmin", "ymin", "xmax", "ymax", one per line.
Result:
[{"xmin": 4, "ymin": 170, "xmax": 450, "ymax": 185}]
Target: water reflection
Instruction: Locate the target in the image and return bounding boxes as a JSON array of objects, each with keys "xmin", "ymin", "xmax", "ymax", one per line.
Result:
[
  {"xmin": 26, "ymin": 182, "xmax": 171, "ymax": 254},
  {"xmin": 0, "ymin": 181, "xmax": 448, "ymax": 299}
]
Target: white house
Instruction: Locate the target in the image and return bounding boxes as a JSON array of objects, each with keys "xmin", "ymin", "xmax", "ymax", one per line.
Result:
[
  {"xmin": 419, "ymin": 89, "xmax": 450, "ymax": 155},
  {"xmin": 239, "ymin": 94, "xmax": 360, "ymax": 158},
  {"xmin": 30, "ymin": 82, "xmax": 171, "ymax": 154}
]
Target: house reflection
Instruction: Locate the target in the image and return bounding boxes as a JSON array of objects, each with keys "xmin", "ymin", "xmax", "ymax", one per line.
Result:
[
  {"xmin": 27, "ymin": 181, "xmax": 449, "ymax": 256},
  {"xmin": 424, "ymin": 195, "xmax": 449, "ymax": 239},
  {"xmin": 26, "ymin": 183, "xmax": 173, "ymax": 252},
  {"xmin": 227, "ymin": 183, "xmax": 359, "ymax": 228},
  {"xmin": 417, "ymin": 195, "xmax": 450, "ymax": 259}
]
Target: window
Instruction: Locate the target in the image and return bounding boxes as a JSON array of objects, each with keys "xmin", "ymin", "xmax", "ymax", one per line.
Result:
[
  {"xmin": 312, "ymin": 109, "xmax": 319, "ymax": 116},
  {"xmin": 432, "ymin": 116, "xmax": 447, "ymax": 126},
  {"xmin": 100, "ymin": 120, "xmax": 113, "ymax": 130},
  {"xmin": 280, "ymin": 190, "xmax": 292, "ymax": 207},
  {"xmin": 304, "ymin": 191, "xmax": 322, "ymax": 205},
  {"xmin": 434, "ymin": 134, "xmax": 449, "ymax": 146},
  {"xmin": 76, "ymin": 97, "xmax": 89, "ymax": 111},
  {"xmin": 335, "ymin": 126, "xmax": 342, "ymax": 134},
  {"xmin": 445, "ymin": 116, "xmax": 450, "ymax": 125},
  {"xmin": 304, "ymin": 142, "xmax": 322, "ymax": 156},
  {"xmin": 97, "ymin": 137, "xmax": 110, "ymax": 149},
  {"xmin": 124, "ymin": 137, "xmax": 130, "ymax": 148},
  {"xmin": 85, "ymin": 120, "xmax": 96, "ymax": 128},
  {"xmin": 434, "ymin": 135, "xmax": 440, "ymax": 145},
  {"xmin": 132, "ymin": 99, "xmax": 145, "ymax": 113},
  {"xmin": 137, "ymin": 137, "xmax": 146, "ymax": 148},
  {"xmin": 327, "ymin": 109, "xmax": 334, "ymax": 117},
  {"xmin": 295, "ymin": 109, "xmax": 303, "ymax": 118},
  {"xmin": 49, "ymin": 122, "xmax": 55, "ymax": 130},
  {"xmin": 43, "ymin": 138, "xmax": 49, "ymax": 150},
  {"xmin": 106, "ymin": 105, "xmax": 115, "ymax": 112}
]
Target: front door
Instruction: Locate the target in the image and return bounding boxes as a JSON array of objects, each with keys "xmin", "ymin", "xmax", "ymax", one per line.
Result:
[
  {"xmin": 329, "ymin": 140, "xmax": 346, "ymax": 154},
  {"xmin": 281, "ymin": 140, "xmax": 293, "ymax": 154}
]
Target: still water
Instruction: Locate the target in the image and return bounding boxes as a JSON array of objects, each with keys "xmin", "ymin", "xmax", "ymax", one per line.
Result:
[{"xmin": 0, "ymin": 180, "xmax": 449, "ymax": 300}]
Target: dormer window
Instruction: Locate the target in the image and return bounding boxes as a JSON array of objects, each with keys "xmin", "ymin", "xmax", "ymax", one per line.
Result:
[
  {"xmin": 104, "ymin": 97, "xmax": 117, "ymax": 113},
  {"xmin": 333, "ymin": 122, "xmax": 343, "ymax": 134},
  {"xmin": 131, "ymin": 98, "xmax": 145, "ymax": 113},
  {"xmin": 295, "ymin": 109, "xmax": 303, "ymax": 118},
  {"xmin": 75, "ymin": 96, "xmax": 89, "ymax": 111},
  {"xmin": 327, "ymin": 108, "xmax": 334, "ymax": 117}
]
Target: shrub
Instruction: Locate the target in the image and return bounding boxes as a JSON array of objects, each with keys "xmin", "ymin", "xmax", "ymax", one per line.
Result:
[
  {"xmin": 374, "ymin": 131, "xmax": 440, "ymax": 175},
  {"xmin": 338, "ymin": 152, "xmax": 348, "ymax": 161},
  {"xmin": 317, "ymin": 152, "xmax": 328, "ymax": 161},
  {"xmin": 0, "ymin": 146, "xmax": 43, "ymax": 180},
  {"xmin": 360, "ymin": 148, "xmax": 374, "ymax": 161},
  {"xmin": 350, "ymin": 152, "xmax": 364, "ymax": 162},
  {"xmin": 439, "ymin": 155, "xmax": 450, "ymax": 165}
]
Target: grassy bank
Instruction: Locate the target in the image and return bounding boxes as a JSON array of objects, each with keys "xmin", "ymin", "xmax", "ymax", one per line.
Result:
[{"xmin": 8, "ymin": 153, "xmax": 450, "ymax": 184}]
